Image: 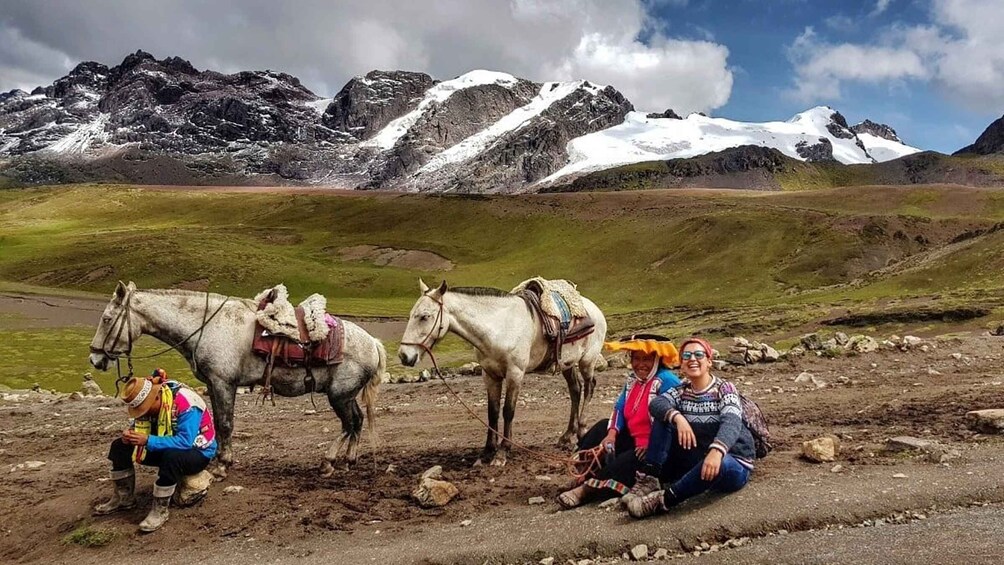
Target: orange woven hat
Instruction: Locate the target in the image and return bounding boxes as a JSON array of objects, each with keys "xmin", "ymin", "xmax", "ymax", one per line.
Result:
[
  {"xmin": 604, "ymin": 334, "xmax": 679, "ymax": 367},
  {"xmin": 121, "ymin": 377, "xmax": 161, "ymax": 418}
]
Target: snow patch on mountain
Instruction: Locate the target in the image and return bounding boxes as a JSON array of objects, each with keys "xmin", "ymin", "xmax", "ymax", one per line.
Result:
[
  {"xmin": 362, "ymin": 70, "xmax": 521, "ymax": 150},
  {"xmin": 418, "ymin": 80, "xmax": 603, "ymax": 174},
  {"xmin": 305, "ymin": 98, "xmax": 333, "ymax": 114},
  {"xmin": 44, "ymin": 114, "xmax": 111, "ymax": 155}
]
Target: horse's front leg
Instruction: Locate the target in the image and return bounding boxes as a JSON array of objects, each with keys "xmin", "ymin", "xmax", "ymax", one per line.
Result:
[
  {"xmin": 494, "ymin": 370, "xmax": 525, "ymax": 467},
  {"xmin": 206, "ymin": 376, "xmax": 237, "ymax": 481},
  {"xmin": 559, "ymin": 367, "xmax": 582, "ymax": 449},
  {"xmin": 475, "ymin": 373, "xmax": 503, "ymax": 467},
  {"xmin": 578, "ymin": 358, "xmax": 597, "ymax": 438},
  {"xmin": 321, "ymin": 394, "xmax": 364, "ymax": 478}
]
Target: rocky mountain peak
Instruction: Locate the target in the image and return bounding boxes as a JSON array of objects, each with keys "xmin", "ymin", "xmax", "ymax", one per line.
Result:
[
  {"xmin": 646, "ymin": 108, "xmax": 681, "ymax": 120},
  {"xmin": 955, "ymin": 115, "xmax": 1004, "ymax": 155},
  {"xmin": 852, "ymin": 119, "xmax": 902, "ymax": 143},
  {"xmin": 323, "ymin": 70, "xmax": 437, "ymax": 141}
]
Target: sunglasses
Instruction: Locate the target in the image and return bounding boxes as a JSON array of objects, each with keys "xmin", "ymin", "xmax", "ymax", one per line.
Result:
[{"xmin": 681, "ymin": 350, "xmax": 708, "ymax": 360}]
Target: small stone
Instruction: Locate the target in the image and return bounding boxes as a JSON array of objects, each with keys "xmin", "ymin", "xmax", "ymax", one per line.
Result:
[
  {"xmin": 593, "ymin": 357, "xmax": 609, "ymax": 372},
  {"xmin": 630, "ymin": 544, "xmax": 649, "ymax": 561},
  {"xmin": 802, "ymin": 436, "xmax": 840, "ymax": 463},
  {"xmin": 951, "ymin": 353, "xmax": 963, "ymax": 360},
  {"xmin": 834, "ymin": 332, "xmax": 849, "ymax": 346},
  {"xmin": 892, "ymin": 473, "xmax": 908, "ymax": 479},
  {"xmin": 811, "ymin": 375, "xmax": 828, "ymax": 389},
  {"xmin": 830, "ymin": 464, "xmax": 844, "ymax": 473},
  {"xmin": 303, "ymin": 409, "xmax": 318, "ymax": 415},
  {"xmin": 920, "ymin": 344, "xmax": 930, "ymax": 353},
  {"xmin": 778, "ymin": 529, "xmax": 789, "ymax": 535},
  {"xmin": 903, "ymin": 335, "xmax": 923, "ymax": 348},
  {"xmin": 733, "ymin": 336, "xmax": 753, "ymax": 348},
  {"xmin": 800, "ymin": 333, "xmax": 822, "ymax": 351},
  {"xmin": 68, "ymin": 391, "xmax": 84, "ymax": 400},
  {"xmin": 699, "ymin": 542, "xmax": 711, "ymax": 551},
  {"xmin": 927, "ymin": 368, "xmax": 941, "ymax": 376},
  {"xmin": 761, "ymin": 345, "xmax": 780, "ymax": 362},
  {"xmin": 654, "ymin": 548, "xmax": 669, "ymax": 559},
  {"xmin": 885, "ymin": 436, "xmax": 934, "ymax": 452},
  {"xmin": 794, "ymin": 371, "xmax": 814, "ymax": 384},
  {"xmin": 837, "ymin": 376, "xmax": 851, "ymax": 384},
  {"xmin": 421, "ymin": 465, "xmax": 443, "ymax": 480},
  {"xmin": 821, "ymin": 338, "xmax": 838, "ymax": 350},
  {"xmin": 540, "ymin": 558, "xmax": 555, "ymax": 565},
  {"xmin": 460, "ymin": 519, "xmax": 472, "ymax": 527},
  {"xmin": 848, "ymin": 335, "xmax": 880, "ymax": 354},
  {"xmin": 712, "ymin": 360, "xmax": 729, "ymax": 371},
  {"xmin": 745, "ymin": 348, "xmax": 764, "ymax": 364},
  {"xmin": 195, "ymin": 386, "xmax": 209, "ymax": 395},
  {"xmin": 223, "ymin": 485, "xmax": 245, "ymax": 494},
  {"xmin": 535, "ymin": 475, "xmax": 553, "ymax": 481},
  {"xmin": 528, "ymin": 496, "xmax": 546, "ymax": 505}
]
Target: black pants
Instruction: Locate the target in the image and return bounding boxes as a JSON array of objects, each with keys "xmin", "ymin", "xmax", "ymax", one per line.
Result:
[
  {"xmin": 577, "ymin": 419, "xmax": 641, "ymax": 495},
  {"xmin": 108, "ymin": 438, "xmax": 211, "ymax": 488}
]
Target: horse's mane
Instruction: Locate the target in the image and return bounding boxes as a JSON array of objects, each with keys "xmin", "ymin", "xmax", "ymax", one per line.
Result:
[
  {"xmin": 450, "ymin": 286, "xmax": 513, "ymax": 298},
  {"xmin": 138, "ymin": 288, "xmax": 247, "ymax": 303}
]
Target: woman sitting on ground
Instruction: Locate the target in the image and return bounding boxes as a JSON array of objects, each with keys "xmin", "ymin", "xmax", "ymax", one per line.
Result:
[
  {"xmin": 557, "ymin": 335, "xmax": 680, "ymax": 509},
  {"xmin": 626, "ymin": 337, "xmax": 755, "ymax": 518}
]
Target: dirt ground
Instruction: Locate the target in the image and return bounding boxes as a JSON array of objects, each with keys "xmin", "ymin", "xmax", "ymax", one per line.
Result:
[{"xmin": 2, "ymin": 329, "xmax": 1004, "ymax": 564}]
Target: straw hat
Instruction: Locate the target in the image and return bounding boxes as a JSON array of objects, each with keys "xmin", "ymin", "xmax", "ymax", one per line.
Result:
[
  {"xmin": 603, "ymin": 333, "xmax": 679, "ymax": 368},
  {"xmin": 121, "ymin": 377, "xmax": 161, "ymax": 418}
]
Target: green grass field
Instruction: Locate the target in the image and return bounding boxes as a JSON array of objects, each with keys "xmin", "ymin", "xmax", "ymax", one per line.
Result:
[{"xmin": 2, "ymin": 184, "xmax": 1004, "ymax": 391}]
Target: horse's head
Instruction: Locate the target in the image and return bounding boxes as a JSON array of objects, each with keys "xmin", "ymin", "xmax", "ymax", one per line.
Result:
[
  {"xmin": 398, "ymin": 279, "xmax": 450, "ymax": 367},
  {"xmin": 88, "ymin": 281, "xmax": 141, "ymax": 371}
]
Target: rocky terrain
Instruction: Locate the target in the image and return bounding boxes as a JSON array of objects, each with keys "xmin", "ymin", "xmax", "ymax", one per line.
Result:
[{"xmin": 0, "ymin": 50, "xmax": 940, "ymax": 192}]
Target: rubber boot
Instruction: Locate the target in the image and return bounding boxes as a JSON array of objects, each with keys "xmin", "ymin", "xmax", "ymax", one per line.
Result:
[
  {"xmin": 138, "ymin": 483, "xmax": 175, "ymax": 532},
  {"xmin": 92, "ymin": 468, "xmax": 136, "ymax": 515}
]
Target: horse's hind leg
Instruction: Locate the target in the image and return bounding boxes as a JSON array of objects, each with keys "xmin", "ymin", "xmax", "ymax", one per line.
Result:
[
  {"xmin": 320, "ymin": 395, "xmax": 363, "ymax": 478},
  {"xmin": 559, "ymin": 367, "xmax": 582, "ymax": 450}
]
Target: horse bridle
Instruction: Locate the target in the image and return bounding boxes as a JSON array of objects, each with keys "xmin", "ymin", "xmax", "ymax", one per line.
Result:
[
  {"xmin": 399, "ymin": 292, "xmax": 447, "ymax": 361},
  {"xmin": 89, "ymin": 288, "xmax": 230, "ymax": 392}
]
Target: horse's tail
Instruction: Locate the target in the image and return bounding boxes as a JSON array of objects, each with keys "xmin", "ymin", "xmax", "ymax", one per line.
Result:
[{"xmin": 361, "ymin": 337, "xmax": 385, "ymax": 442}]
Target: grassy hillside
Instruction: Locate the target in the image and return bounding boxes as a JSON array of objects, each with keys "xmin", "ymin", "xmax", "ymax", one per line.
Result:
[{"xmin": 2, "ymin": 184, "xmax": 1004, "ymax": 392}]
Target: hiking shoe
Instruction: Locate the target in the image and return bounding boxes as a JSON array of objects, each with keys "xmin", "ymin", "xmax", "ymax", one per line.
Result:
[
  {"xmin": 620, "ymin": 471, "xmax": 660, "ymax": 506},
  {"xmin": 627, "ymin": 489, "xmax": 667, "ymax": 519}
]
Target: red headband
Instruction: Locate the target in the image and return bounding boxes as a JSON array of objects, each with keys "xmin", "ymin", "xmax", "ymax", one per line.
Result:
[{"xmin": 679, "ymin": 337, "xmax": 714, "ymax": 361}]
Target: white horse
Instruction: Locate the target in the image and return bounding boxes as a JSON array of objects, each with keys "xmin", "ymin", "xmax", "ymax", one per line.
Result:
[
  {"xmin": 88, "ymin": 282, "xmax": 386, "ymax": 478},
  {"xmin": 398, "ymin": 280, "xmax": 607, "ymax": 466}
]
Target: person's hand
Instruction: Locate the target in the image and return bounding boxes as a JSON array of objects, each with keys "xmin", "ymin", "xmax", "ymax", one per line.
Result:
[
  {"xmin": 602, "ymin": 429, "xmax": 618, "ymax": 453},
  {"xmin": 123, "ymin": 430, "xmax": 148, "ymax": 446},
  {"xmin": 673, "ymin": 414, "xmax": 697, "ymax": 449},
  {"xmin": 701, "ymin": 449, "xmax": 723, "ymax": 481},
  {"xmin": 634, "ymin": 446, "xmax": 647, "ymax": 460}
]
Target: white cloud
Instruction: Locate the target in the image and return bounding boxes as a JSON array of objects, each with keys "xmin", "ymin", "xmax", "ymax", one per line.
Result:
[
  {"xmin": 0, "ymin": 0, "xmax": 733, "ymax": 115},
  {"xmin": 788, "ymin": 0, "xmax": 1004, "ymax": 111},
  {"xmin": 871, "ymin": 0, "xmax": 894, "ymax": 17}
]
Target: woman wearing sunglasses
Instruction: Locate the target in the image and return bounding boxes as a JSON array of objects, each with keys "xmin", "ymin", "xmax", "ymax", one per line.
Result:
[
  {"xmin": 626, "ymin": 337, "xmax": 756, "ymax": 518},
  {"xmin": 556, "ymin": 335, "xmax": 680, "ymax": 509}
]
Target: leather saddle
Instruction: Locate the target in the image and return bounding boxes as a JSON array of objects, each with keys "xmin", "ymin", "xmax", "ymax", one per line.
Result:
[
  {"xmin": 251, "ymin": 297, "xmax": 344, "ymax": 367},
  {"xmin": 519, "ymin": 288, "xmax": 595, "ymax": 372}
]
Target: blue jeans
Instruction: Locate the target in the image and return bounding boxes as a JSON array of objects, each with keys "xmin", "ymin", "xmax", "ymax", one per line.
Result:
[{"xmin": 644, "ymin": 419, "xmax": 750, "ymax": 505}]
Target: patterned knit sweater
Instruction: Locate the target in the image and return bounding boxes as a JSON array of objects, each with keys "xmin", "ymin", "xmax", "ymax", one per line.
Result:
[{"xmin": 649, "ymin": 376, "xmax": 756, "ymax": 468}]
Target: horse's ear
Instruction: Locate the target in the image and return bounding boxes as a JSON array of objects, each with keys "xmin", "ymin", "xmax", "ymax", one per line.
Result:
[
  {"xmin": 437, "ymin": 280, "xmax": 448, "ymax": 295},
  {"xmin": 419, "ymin": 279, "xmax": 430, "ymax": 293},
  {"xmin": 114, "ymin": 281, "xmax": 127, "ymax": 298}
]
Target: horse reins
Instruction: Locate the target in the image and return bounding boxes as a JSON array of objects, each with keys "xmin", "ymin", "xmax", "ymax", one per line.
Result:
[
  {"xmin": 90, "ymin": 289, "xmax": 231, "ymax": 394},
  {"xmin": 399, "ymin": 291, "xmax": 602, "ymax": 480}
]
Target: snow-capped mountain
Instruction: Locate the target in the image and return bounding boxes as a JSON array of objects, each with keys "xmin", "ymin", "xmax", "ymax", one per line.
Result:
[
  {"xmin": 0, "ymin": 51, "xmax": 923, "ymax": 191},
  {"xmin": 539, "ymin": 107, "xmax": 921, "ymax": 184}
]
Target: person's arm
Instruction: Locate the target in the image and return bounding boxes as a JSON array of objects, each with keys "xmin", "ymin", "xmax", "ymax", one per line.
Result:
[
  {"xmin": 710, "ymin": 381, "xmax": 744, "ymax": 455},
  {"xmin": 608, "ymin": 381, "xmax": 629, "ymax": 432},
  {"xmin": 146, "ymin": 408, "xmax": 201, "ymax": 452},
  {"xmin": 649, "ymin": 385, "xmax": 681, "ymax": 422}
]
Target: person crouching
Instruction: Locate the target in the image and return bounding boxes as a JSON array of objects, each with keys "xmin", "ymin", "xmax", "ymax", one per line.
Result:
[{"xmin": 93, "ymin": 373, "xmax": 217, "ymax": 532}]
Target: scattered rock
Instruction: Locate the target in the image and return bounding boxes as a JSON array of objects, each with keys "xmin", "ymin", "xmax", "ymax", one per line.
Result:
[
  {"xmin": 81, "ymin": 374, "xmax": 103, "ymax": 396},
  {"xmin": 457, "ymin": 362, "xmax": 482, "ymax": 376},
  {"xmin": 540, "ymin": 558, "xmax": 555, "ymax": 565},
  {"xmin": 460, "ymin": 519, "xmax": 472, "ymax": 527},
  {"xmin": 811, "ymin": 375, "xmax": 828, "ymax": 389},
  {"xmin": 386, "ymin": 464, "xmax": 398, "ymax": 474},
  {"xmin": 834, "ymin": 332, "xmax": 849, "ymax": 346},
  {"xmin": 68, "ymin": 391, "xmax": 84, "ymax": 401},
  {"xmin": 534, "ymin": 475, "xmax": 552, "ymax": 481},
  {"xmin": 830, "ymin": 464, "xmax": 844, "ymax": 473},
  {"xmin": 821, "ymin": 338, "xmax": 838, "ymax": 350},
  {"xmin": 794, "ymin": 371, "xmax": 814, "ymax": 384},
  {"xmin": 607, "ymin": 354, "xmax": 628, "ymax": 369},
  {"xmin": 744, "ymin": 348, "xmax": 764, "ymax": 364},
  {"xmin": 413, "ymin": 477, "xmax": 459, "ymax": 508},
  {"xmin": 223, "ymin": 485, "xmax": 245, "ymax": 494},
  {"xmin": 892, "ymin": 473, "xmax": 908, "ymax": 479},
  {"xmin": 927, "ymin": 368, "xmax": 942, "ymax": 376},
  {"xmin": 593, "ymin": 356, "xmax": 609, "ymax": 372},
  {"xmin": 847, "ymin": 335, "xmax": 879, "ymax": 354},
  {"xmin": 712, "ymin": 360, "xmax": 729, "ymax": 371},
  {"xmin": 880, "ymin": 340, "xmax": 897, "ymax": 349},
  {"xmin": 654, "ymin": 548, "xmax": 670, "ymax": 559},
  {"xmin": 951, "ymin": 353, "xmax": 963, "ymax": 360},
  {"xmin": 421, "ymin": 465, "xmax": 443, "ymax": 480},
  {"xmin": 837, "ymin": 376, "xmax": 851, "ymax": 384},
  {"xmin": 903, "ymin": 335, "xmax": 923, "ymax": 348},
  {"xmin": 787, "ymin": 345, "xmax": 806, "ymax": 357},
  {"xmin": 802, "ymin": 436, "xmax": 840, "ymax": 463},
  {"xmin": 195, "ymin": 386, "xmax": 209, "ymax": 395},
  {"xmin": 800, "ymin": 333, "xmax": 822, "ymax": 351},
  {"xmin": 630, "ymin": 544, "xmax": 649, "ymax": 561},
  {"xmin": 10, "ymin": 461, "xmax": 45, "ymax": 472},
  {"xmin": 528, "ymin": 496, "xmax": 546, "ymax": 505},
  {"xmin": 992, "ymin": 324, "xmax": 1004, "ymax": 337},
  {"xmin": 761, "ymin": 345, "xmax": 780, "ymax": 362},
  {"xmin": 885, "ymin": 436, "xmax": 934, "ymax": 452},
  {"xmin": 965, "ymin": 409, "xmax": 1004, "ymax": 434},
  {"xmin": 733, "ymin": 336, "xmax": 753, "ymax": 348}
]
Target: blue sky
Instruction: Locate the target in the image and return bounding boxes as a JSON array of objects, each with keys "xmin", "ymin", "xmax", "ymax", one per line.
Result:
[
  {"xmin": 643, "ymin": 0, "xmax": 1002, "ymax": 152},
  {"xmin": 1, "ymin": 0, "xmax": 1001, "ymax": 153}
]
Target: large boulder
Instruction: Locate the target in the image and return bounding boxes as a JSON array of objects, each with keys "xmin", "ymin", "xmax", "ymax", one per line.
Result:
[
  {"xmin": 966, "ymin": 409, "xmax": 1004, "ymax": 434},
  {"xmin": 413, "ymin": 477, "xmax": 459, "ymax": 508},
  {"xmin": 174, "ymin": 470, "xmax": 213, "ymax": 507},
  {"xmin": 847, "ymin": 335, "xmax": 879, "ymax": 353},
  {"xmin": 800, "ymin": 333, "xmax": 823, "ymax": 351}
]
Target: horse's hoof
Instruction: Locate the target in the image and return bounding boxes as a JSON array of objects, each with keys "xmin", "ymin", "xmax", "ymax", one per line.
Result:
[
  {"xmin": 319, "ymin": 461, "xmax": 335, "ymax": 478},
  {"xmin": 557, "ymin": 435, "xmax": 577, "ymax": 451},
  {"xmin": 489, "ymin": 454, "xmax": 508, "ymax": 467},
  {"xmin": 472, "ymin": 458, "xmax": 485, "ymax": 468}
]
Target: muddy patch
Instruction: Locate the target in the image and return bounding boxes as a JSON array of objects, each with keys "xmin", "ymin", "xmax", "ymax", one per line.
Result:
[
  {"xmin": 335, "ymin": 245, "xmax": 454, "ymax": 271},
  {"xmin": 822, "ymin": 306, "xmax": 991, "ymax": 327}
]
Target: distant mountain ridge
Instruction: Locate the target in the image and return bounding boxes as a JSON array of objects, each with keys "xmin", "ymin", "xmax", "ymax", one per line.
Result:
[{"xmin": 0, "ymin": 49, "xmax": 987, "ymax": 192}]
